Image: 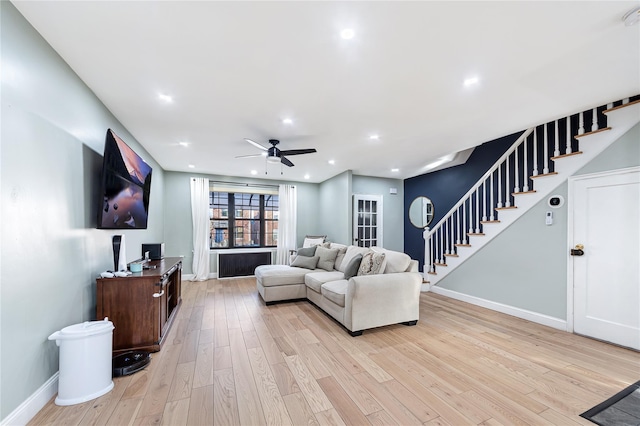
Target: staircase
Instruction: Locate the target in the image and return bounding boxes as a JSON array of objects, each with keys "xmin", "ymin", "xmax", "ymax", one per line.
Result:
[{"xmin": 424, "ymin": 96, "xmax": 640, "ymax": 289}]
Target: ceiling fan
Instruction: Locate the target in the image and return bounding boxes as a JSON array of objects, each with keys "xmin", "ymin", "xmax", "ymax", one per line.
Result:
[{"xmin": 236, "ymin": 138, "xmax": 317, "ymax": 167}]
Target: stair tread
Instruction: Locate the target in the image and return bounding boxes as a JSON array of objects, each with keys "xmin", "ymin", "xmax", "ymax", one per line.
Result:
[
  {"xmin": 480, "ymin": 220, "xmax": 500, "ymax": 224},
  {"xmin": 455, "ymin": 243, "xmax": 471, "ymax": 247},
  {"xmin": 512, "ymin": 190, "xmax": 537, "ymax": 196},
  {"xmin": 574, "ymin": 127, "xmax": 611, "ymax": 139},
  {"xmin": 604, "ymin": 99, "xmax": 640, "ymax": 113},
  {"xmin": 427, "ymin": 271, "xmax": 437, "ymax": 275},
  {"xmin": 467, "ymin": 233, "xmax": 485, "ymax": 236},
  {"xmin": 433, "ymin": 262, "xmax": 448, "ymax": 267},
  {"xmin": 551, "ymin": 151, "xmax": 583, "ymax": 161},
  {"xmin": 530, "ymin": 172, "xmax": 558, "ymax": 179},
  {"xmin": 444, "ymin": 253, "xmax": 459, "ymax": 257},
  {"xmin": 495, "ymin": 206, "xmax": 518, "ymax": 211}
]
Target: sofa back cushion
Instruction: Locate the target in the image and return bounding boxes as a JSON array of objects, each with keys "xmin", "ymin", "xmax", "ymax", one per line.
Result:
[
  {"xmin": 357, "ymin": 251, "xmax": 386, "ymax": 276},
  {"xmin": 316, "ymin": 246, "xmax": 339, "ymax": 271},
  {"xmin": 338, "ymin": 246, "xmax": 370, "ymax": 273},
  {"xmin": 371, "ymin": 247, "xmax": 412, "ymax": 273},
  {"xmin": 290, "ymin": 255, "xmax": 319, "ymax": 269},
  {"xmin": 328, "ymin": 243, "xmax": 348, "ymax": 270}
]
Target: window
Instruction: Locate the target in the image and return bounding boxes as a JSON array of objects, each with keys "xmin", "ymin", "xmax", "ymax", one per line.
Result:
[{"xmin": 210, "ymin": 191, "xmax": 278, "ymax": 249}]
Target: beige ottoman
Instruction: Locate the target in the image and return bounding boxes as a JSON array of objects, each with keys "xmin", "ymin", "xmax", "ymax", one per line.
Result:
[{"xmin": 255, "ymin": 265, "xmax": 312, "ymax": 304}]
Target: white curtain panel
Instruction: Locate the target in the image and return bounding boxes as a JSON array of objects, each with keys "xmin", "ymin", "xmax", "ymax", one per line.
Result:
[
  {"xmin": 190, "ymin": 177, "xmax": 210, "ymax": 281},
  {"xmin": 276, "ymin": 184, "xmax": 297, "ymax": 265}
]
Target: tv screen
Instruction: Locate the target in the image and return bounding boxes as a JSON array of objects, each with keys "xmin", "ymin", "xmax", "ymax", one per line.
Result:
[{"xmin": 98, "ymin": 129, "xmax": 152, "ymax": 229}]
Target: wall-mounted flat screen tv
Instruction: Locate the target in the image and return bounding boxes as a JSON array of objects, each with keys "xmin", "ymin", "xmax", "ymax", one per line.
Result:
[{"xmin": 98, "ymin": 129, "xmax": 152, "ymax": 229}]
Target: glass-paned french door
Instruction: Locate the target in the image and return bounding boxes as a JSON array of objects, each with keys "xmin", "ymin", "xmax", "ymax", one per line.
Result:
[{"xmin": 353, "ymin": 194, "xmax": 383, "ymax": 248}]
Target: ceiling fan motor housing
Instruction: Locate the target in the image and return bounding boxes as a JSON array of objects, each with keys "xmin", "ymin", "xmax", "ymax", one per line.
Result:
[{"xmin": 267, "ymin": 146, "xmax": 280, "ymax": 158}]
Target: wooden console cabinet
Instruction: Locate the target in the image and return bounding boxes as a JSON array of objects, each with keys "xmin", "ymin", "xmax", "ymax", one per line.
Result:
[{"xmin": 96, "ymin": 257, "xmax": 182, "ymax": 354}]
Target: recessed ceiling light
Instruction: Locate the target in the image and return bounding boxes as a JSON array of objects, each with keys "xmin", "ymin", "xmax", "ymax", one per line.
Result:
[
  {"xmin": 328, "ymin": 159, "xmax": 335, "ymax": 165},
  {"xmin": 250, "ymin": 170, "xmax": 257, "ymax": 175},
  {"xmin": 369, "ymin": 134, "xmax": 380, "ymax": 140},
  {"xmin": 158, "ymin": 93, "xmax": 173, "ymax": 103},
  {"xmin": 391, "ymin": 168, "xmax": 400, "ymax": 172},
  {"xmin": 304, "ymin": 174, "xmax": 310, "ymax": 180},
  {"xmin": 188, "ymin": 164, "xmax": 195, "ymax": 169},
  {"xmin": 340, "ymin": 28, "xmax": 355, "ymax": 40},
  {"xmin": 178, "ymin": 141, "xmax": 189, "ymax": 147},
  {"xmin": 463, "ymin": 76, "xmax": 479, "ymax": 87},
  {"xmin": 282, "ymin": 118, "xmax": 293, "ymax": 125}
]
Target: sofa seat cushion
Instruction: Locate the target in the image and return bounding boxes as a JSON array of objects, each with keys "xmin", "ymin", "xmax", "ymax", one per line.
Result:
[
  {"xmin": 256, "ymin": 265, "xmax": 311, "ymax": 287},
  {"xmin": 321, "ymin": 280, "xmax": 348, "ymax": 307},
  {"xmin": 305, "ymin": 271, "xmax": 345, "ymax": 293}
]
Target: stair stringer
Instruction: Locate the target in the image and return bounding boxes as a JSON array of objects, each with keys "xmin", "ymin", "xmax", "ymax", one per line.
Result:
[{"xmin": 424, "ymin": 102, "xmax": 640, "ymax": 290}]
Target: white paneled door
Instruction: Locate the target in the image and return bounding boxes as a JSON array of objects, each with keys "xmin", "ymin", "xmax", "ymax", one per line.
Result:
[
  {"xmin": 353, "ymin": 194, "xmax": 383, "ymax": 248},
  {"xmin": 569, "ymin": 167, "xmax": 640, "ymax": 350}
]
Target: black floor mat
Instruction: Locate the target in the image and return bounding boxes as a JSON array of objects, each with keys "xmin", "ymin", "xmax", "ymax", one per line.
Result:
[{"xmin": 581, "ymin": 380, "xmax": 640, "ymax": 426}]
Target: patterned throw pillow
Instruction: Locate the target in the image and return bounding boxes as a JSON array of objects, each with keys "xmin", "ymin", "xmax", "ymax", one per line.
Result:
[{"xmin": 357, "ymin": 251, "xmax": 386, "ymax": 276}]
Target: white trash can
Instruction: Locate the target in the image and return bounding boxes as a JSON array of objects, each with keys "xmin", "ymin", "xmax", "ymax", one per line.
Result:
[{"xmin": 48, "ymin": 318, "xmax": 115, "ymax": 406}]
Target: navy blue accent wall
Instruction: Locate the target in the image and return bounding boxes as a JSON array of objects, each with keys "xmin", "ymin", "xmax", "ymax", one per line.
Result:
[{"xmin": 404, "ymin": 131, "xmax": 523, "ymax": 270}]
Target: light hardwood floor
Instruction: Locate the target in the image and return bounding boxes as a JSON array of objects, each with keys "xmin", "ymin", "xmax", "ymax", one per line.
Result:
[{"xmin": 30, "ymin": 277, "xmax": 639, "ymax": 425}]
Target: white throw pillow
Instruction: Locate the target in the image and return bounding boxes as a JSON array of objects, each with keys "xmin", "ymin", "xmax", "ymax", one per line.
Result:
[{"xmin": 302, "ymin": 236, "xmax": 325, "ymax": 248}]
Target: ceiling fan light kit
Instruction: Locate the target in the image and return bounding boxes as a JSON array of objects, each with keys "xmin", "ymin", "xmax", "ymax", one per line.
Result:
[{"xmin": 237, "ymin": 138, "xmax": 317, "ymax": 173}]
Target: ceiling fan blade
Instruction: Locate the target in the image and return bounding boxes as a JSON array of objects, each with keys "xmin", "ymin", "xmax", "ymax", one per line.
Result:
[
  {"xmin": 280, "ymin": 156, "xmax": 294, "ymax": 167},
  {"xmin": 279, "ymin": 148, "xmax": 317, "ymax": 156},
  {"xmin": 244, "ymin": 138, "xmax": 268, "ymax": 151},
  {"xmin": 235, "ymin": 153, "xmax": 266, "ymax": 159}
]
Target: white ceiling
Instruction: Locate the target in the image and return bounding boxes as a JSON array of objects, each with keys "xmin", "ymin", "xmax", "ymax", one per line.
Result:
[{"xmin": 12, "ymin": 1, "xmax": 640, "ymax": 183}]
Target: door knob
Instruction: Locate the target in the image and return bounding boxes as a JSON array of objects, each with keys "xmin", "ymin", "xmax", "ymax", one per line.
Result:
[{"xmin": 570, "ymin": 244, "xmax": 585, "ymax": 256}]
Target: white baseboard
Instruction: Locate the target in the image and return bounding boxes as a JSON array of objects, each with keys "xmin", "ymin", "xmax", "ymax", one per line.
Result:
[
  {"xmin": 2, "ymin": 373, "xmax": 58, "ymax": 426},
  {"xmin": 181, "ymin": 273, "xmax": 218, "ymax": 281},
  {"xmin": 428, "ymin": 286, "xmax": 567, "ymax": 331}
]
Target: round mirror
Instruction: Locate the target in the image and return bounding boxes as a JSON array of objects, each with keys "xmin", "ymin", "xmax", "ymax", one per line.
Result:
[{"xmin": 409, "ymin": 196, "xmax": 434, "ymax": 228}]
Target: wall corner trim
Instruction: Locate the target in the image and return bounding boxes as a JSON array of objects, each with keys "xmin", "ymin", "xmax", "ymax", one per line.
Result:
[
  {"xmin": 1, "ymin": 372, "xmax": 58, "ymax": 426},
  {"xmin": 429, "ymin": 286, "xmax": 567, "ymax": 331}
]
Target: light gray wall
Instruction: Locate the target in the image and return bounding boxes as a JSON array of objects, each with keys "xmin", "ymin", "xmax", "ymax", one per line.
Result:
[
  {"xmin": 439, "ymin": 184, "xmax": 569, "ymax": 318},
  {"xmin": 163, "ymin": 171, "xmax": 320, "ymax": 274},
  {"xmin": 0, "ymin": 3, "xmax": 165, "ymax": 420},
  {"xmin": 576, "ymin": 123, "xmax": 639, "ymax": 176},
  {"xmin": 318, "ymin": 171, "xmax": 352, "ymax": 245},
  {"xmin": 352, "ymin": 175, "xmax": 404, "ymax": 252},
  {"xmin": 438, "ymin": 122, "xmax": 640, "ymax": 320}
]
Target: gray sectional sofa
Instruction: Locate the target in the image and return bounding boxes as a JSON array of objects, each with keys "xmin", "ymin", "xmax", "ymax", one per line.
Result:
[{"xmin": 255, "ymin": 243, "xmax": 422, "ymax": 336}]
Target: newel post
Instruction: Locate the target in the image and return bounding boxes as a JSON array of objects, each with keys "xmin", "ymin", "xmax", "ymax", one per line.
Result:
[{"xmin": 423, "ymin": 227, "xmax": 430, "ymax": 278}]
